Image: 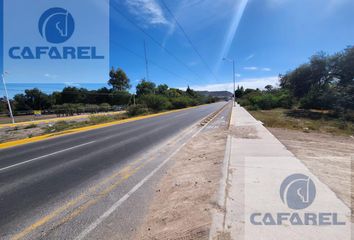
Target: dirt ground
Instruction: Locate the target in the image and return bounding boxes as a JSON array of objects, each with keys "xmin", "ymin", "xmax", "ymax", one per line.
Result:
[
  {"xmin": 0, "ymin": 111, "xmax": 121, "ymax": 124},
  {"xmin": 0, "ymin": 112, "xmax": 124, "ymax": 143},
  {"xmin": 0, "ymin": 114, "xmax": 58, "ymax": 124},
  {"xmin": 0, "ymin": 120, "xmax": 84, "ymax": 143},
  {"xmin": 135, "ymin": 126, "xmax": 228, "ymax": 239},
  {"xmin": 269, "ymin": 128, "xmax": 354, "ymax": 220}
]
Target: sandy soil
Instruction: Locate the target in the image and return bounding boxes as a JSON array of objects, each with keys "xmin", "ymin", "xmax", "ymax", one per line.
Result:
[
  {"xmin": 0, "ymin": 114, "xmax": 58, "ymax": 124},
  {"xmin": 269, "ymin": 128, "xmax": 354, "ymax": 220},
  {"xmin": 0, "ymin": 111, "xmax": 121, "ymax": 124},
  {"xmin": 0, "ymin": 121, "xmax": 83, "ymax": 143},
  {"xmin": 135, "ymin": 126, "xmax": 228, "ymax": 239},
  {"xmin": 229, "ymin": 125, "xmax": 259, "ymax": 139},
  {"xmin": 1, "ymin": 126, "xmax": 45, "ymax": 143}
]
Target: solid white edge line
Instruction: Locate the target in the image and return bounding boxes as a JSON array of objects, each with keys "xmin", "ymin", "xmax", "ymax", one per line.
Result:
[
  {"xmin": 0, "ymin": 141, "xmax": 96, "ymax": 172},
  {"xmin": 74, "ymin": 105, "xmax": 226, "ymax": 240}
]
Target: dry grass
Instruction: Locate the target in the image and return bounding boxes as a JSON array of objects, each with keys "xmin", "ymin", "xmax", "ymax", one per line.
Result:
[{"xmin": 249, "ymin": 108, "xmax": 354, "ymax": 136}]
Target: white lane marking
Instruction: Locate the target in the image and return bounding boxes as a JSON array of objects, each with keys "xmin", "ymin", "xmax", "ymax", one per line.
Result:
[
  {"xmin": 0, "ymin": 141, "xmax": 96, "ymax": 172},
  {"xmin": 74, "ymin": 107, "xmax": 223, "ymax": 240}
]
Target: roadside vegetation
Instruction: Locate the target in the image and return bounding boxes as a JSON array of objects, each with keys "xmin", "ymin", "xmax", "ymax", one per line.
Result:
[
  {"xmin": 0, "ymin": 68, "xmax": 221, "ymax": 143},
  {"xmin": 0, "ymin": 67, "xmax": 218, "ymax": 118},
  {"xmin": 250, "ymin": 109, "xmax": 354, "ymax": 135},
  {"xmin": 43, "ymin": 113, "xmax": 129, "ymax": 134},
  {"xmin": 237, "ymin": 46, "xmax": 354, "ymax": 135}
]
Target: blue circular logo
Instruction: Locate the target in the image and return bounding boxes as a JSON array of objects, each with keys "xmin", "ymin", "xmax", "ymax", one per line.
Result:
[
  {"xmin": 280, "ymin": 174, "xmax": 316, "ymax": 210},
  {"xmin": 38, "ymin": 8, "xmax": 75, "ymax": 44}
]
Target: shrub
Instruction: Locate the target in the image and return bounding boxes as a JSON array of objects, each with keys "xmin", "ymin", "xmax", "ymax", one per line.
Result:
[
  {"xmin": 89, "ymin": 113, "xmax": 125, "ymax": 124},
  {"xmin": 24, "ymin": 124, "xmax": 37, "ymax": 129},
  {"xmin": 44, "ymin": 121, "xmax": 71, "ymax": 133},
  {"xmin": 170, "ymin": 97, "xmax": 190, "ymax": 109},
  {"xmin": 126, "ymin": 104, "xmax": 149, "ymax": 116},
  {"xmin": 248, "ymin": 94, "xmax": 277, "ymax": 110},
  {"xmin": 240, "ymin": 90, "xmax": 293, "ymax": 110},
  {"xmin": 169, "ymin": 96, "xmax": 200, "ymax": 109},
  {"xmin": 99, "ymin": 103, "xmax": 111, "ymax": 112},
  {"xmin": 139, "ymin": 94, "xmax": 171, "ymax": 111}
]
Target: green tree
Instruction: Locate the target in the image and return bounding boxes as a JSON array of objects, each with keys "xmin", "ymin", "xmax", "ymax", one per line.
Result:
[
  {"xmin": 61, "ymin": 87, "xmax": 87, "ymax": 104},
  {"xmin": 51, "ymin": 91, "xmax": 62, "ymax": 105},
  {"xmin": 331, "ymin": 46, "xmax": 354, "ymax": 86},
  {"xmin": 157, "ymin": 84, "xmax": 169, "ymax": 95},
  {"xmin": 14, "ymin": 88, "xmax": 51, "ymax": 110},
  {"xmin": 186, "ymin": 86, "xmax": 197, "ymax": 98},
  {"xmin": 108, "ymin": 67, "xmax": 131, "ymax": 91},
  {"xmin": 265, "ymin": 85, "xmax": 273, "ymax": 92},
  {"xmin": 110, "ymin": 91, "xmax": 131, "ymax": 106},
  {"xmin": 0, "ymin": 97, "xmax": 7, "ymax": 113},
  {"xmin": 166, "ymin": 88, "xmax": 183, "ymax": 98},
  {"xmin": 235, "ymin": 85, "xmax": 244, "ymax": 98},
  {"xmin": 13, "ymin": 94, "xmax": 31, "ymax": 111},
  {"xmin": 280, "ymin": 64, "xmax": 313, "ymax": 98},
  {"xmin": 136, "ymin": 80, "xmax": 156, "ymax": 96},
  {"xmin": 95, "ymin": 87, "xmax": 111, "ymax": 104}
]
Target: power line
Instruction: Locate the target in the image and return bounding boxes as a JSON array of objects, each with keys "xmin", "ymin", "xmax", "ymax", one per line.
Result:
[
  {"xmin": 111, "ymin": 40, "xmax": 194, "ymax": 84},
  {"xmin": 160, "ymin": 0, "xmax": 220, "ymax": 82},
  {"xmin": 160, "ymin": 0, "xmax": 219, "ymax": 81},
  {"xmin": 110, "ymin": 2, "xmax": 204, "ymax": 83},
  {"xmin": 1, "ymin": 40, "xmax": 196, "ymax": 96},
  {"xmin": 143, "ymin": 40, "xmax": 150, "ymax": 81}
]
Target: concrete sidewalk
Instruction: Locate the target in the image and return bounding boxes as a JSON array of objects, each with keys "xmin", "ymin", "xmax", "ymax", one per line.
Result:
[{"xmin": 210, "ymin": 104, "xmax": 351, "ymax": 240}]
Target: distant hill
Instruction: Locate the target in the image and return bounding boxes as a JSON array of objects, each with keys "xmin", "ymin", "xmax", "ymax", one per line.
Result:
[{"xmin": 197, "ymin": 91, "xmax": 233, "ymax": 99}]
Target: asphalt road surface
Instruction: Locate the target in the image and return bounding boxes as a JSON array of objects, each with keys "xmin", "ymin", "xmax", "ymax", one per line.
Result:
[{"xmin": 0, "ymin": 102, "xmax": 228, "ymax": 240}]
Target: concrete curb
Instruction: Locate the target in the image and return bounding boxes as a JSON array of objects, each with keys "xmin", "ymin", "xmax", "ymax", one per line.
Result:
[{"xmin": 209, "ymin": 105, "xmax": 235, "ymax": 240}]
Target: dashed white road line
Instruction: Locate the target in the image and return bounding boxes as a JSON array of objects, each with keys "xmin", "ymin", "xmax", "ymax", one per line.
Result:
[
  {"xmin": 74, "ymin": 105, "xmax": 226, "ymax": 240},
  {"xmin": 0, "ymin": 141, "xmax": 96, "ymax": 172}
]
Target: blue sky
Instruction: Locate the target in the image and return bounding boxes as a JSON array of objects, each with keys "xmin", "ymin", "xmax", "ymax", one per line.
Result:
[{"xmin": 1, "ymin": 0, "xmax": 354, "ymax": 92}]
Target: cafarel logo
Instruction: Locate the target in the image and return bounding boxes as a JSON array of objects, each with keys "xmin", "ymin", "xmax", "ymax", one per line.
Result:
[
  {"xmin": 39, "ymin": 8, "xmax": 75, "ymax": 44},
  {"xmin": 249, "ymin": 174, "xmax": 346, "ymax": 226},
  {"xmin": 8, "ymin": 7, "xmax": 104, "ymax": 60},
  {"xmin": 280, "ymin": 174, "xmax": 316, "ymax": 210}
]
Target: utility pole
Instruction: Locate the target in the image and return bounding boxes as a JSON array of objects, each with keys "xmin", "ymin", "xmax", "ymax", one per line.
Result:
[
  {"xmin": 144, "ymin": 40, "xmax": 150, "ymax": 81},
  {"xmin": 223, "ymin": 58, "xmax": 236, "ymax": 106},
  {"xmin": 1, "ymin": 72, "xmax": 15, "ymax": 123},
  {"xmin": 232, "ymin": 59, "xmax": 236, "ymax": 107}
]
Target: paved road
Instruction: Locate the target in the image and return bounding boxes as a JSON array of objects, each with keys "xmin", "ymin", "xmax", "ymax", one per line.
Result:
[{"xmin": 0, "ymin": 102, "xmax": 228, "ymax": 239}]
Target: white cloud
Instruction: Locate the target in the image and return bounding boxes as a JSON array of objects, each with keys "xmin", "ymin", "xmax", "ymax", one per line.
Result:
[
  {"xmin": 244, "ymin": 66, "xmax": 258, "ymax": 71},
  {"xmin": 182, "ymin": 76, "xmax": 279, "ymax": 92},
  {"xmin": 236, "ymin": 73, "xmax": 241, "ymax": 77},
  {"xmin": 44, "ymin": 73, "xmax": 58, "ymax": 79},
  {"xmin": 64, "ymin": 82, "xmax": 81, "ymax": 87},
  {"xmin": 245, "ymin": 54, "xmax": 255, "ymax": 61},
  {"xmin": 125, "ymin": 0, "xmax": 169, "ymax": 26},
  {"xmin": 244, "ymin": 67, "xmax": 271, "ymax": 71}
]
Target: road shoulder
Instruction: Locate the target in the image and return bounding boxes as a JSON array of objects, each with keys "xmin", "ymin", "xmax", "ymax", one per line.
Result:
[{"xmin": 135, "ymin": 104, "xmax": 231, "ymax": 239}]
